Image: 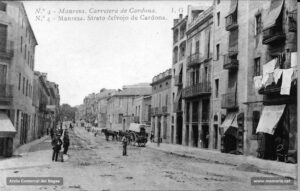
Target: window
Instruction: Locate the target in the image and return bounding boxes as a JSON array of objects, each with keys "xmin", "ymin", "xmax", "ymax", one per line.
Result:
[
  {"xmin": 216, "ymin": 44, "xmax": 220, "ymax": 60},
  {"xmin": 195, "ymin": 41, "xmax": 199, "ymax": 54},
  {"xmin": 217, "ymin": 12, "xmax": 220, "ymax": 26},
  {"xmin": 118, "ymin": 114, "xmax": 123, "ymax": 123},
  {"xmin": 27, "ymin": 51, "xmax": 30, "ymax": 65},
  {"xmin": 217, "ymin": 0, "xmax": 220, "ymax": 4},
  {"xmin": 255, "ymin": 14, "xmax": 262, "ymax": 35},
  {"xmin": 20, "ymin": 36, "xmax": 23, "ymax": 52},
  {"xmin": 215, "ymin": 79, "xmax": 219, "ymax": 98},
  {"xmin": 24, "ymin": 44, "xmax": 27, "ymax": 59},
  {"xmin": 26, "ymin": 79, "xmax": 28, "ymax": 96},
  {"xmin": 254, "ymin": 57, "xmax": 261, "ymax": 76},
  {"xmin": 22, "ymin": 77, "xmax": 25, "ymax": 94},
  {"xmin": 252, "ymin": 111, "xmax": 260, "ymax": 135},
  {"xmin": 0, "ymin": 2, "xmax": 6, "ymax": 12}
]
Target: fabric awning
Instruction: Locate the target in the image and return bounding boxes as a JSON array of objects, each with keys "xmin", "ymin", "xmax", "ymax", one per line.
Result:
[
  {"xmin": 220, "ymin": 112, "xmax": 238, "ymax": 134},
  {"xmin": 227, "ymin": 0, "xmax": 238, "ymax": 16},
  {"xmin": 263, "ymin": 0, "xmax": 284, "ymax": 30},
  {"xmin": 256, "ymin": 104, "xmax": 285, "ymax": 135},
  {"xmin": 178, "ymin": 63, "xmax": 183, "ymax": 73},
  {"xmin": 174, "ymin": 89, "xmax": 182, "ymax": 103},
  {"xmin": 0, "ymin": 113, "xmax": 16, "ymax": 138}
]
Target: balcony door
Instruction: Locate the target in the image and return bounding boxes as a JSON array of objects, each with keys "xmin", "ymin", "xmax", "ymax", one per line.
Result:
[
  {"xmin": 0, "ymin": 64, "xmax": 7, "ymax": 96},
  {"xmin": 0, "ymin": 24, "xmax": 7, "ymax": 51}
]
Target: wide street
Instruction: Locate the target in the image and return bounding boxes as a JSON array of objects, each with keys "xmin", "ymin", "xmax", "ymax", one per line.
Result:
[{"xmin": 0, "ymin": 126, "xmax": 296, "ymax": 191}]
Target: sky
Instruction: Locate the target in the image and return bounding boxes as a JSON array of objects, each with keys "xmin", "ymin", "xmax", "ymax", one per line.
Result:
[{"xmin": 23, "ymin": 1, "xmax": 211, "ymax": 107}]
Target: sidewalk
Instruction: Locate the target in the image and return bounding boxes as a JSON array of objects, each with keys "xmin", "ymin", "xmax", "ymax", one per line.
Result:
[
  {"xmin": 147, "ymin": 142, "xmax": 297, "ymax": 179},
  {"xmin": 13, "ymin": 135, "xmax": 50, "ymax": 156}
]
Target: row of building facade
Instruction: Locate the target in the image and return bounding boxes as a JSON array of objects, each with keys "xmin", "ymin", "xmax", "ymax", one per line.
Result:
[
  {"xmin": 77, "ymin": 0, "xmax": 297, "ymax": 162},
  {"xmin": 0, "ymin": 1, "xmax": 60, "ymax": 157}
]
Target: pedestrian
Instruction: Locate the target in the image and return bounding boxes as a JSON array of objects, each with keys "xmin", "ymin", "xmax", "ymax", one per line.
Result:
[
  {"xmin": 121, "ymin": 136, "xmax": 128, "ymax": 156},
  {"xmin": 150, "ymin": 131, "xmax": 154, "ymax": 142},
  {"xmin": 51, "ymin": 134, "xmax": 62, "ymax": 162},
  {"xmin": 50, "ymin": 128, "xmax": 54, "ymax": 140},
  {"xmin": 63, "ymin": 132, "xmax": 70, "ymax": 155}
]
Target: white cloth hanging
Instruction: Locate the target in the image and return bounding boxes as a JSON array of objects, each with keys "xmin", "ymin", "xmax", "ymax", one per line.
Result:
[
  {"xmin": 273, "ymin": 68, "xmax": 283, "ymax": 84},
  {"xmin": 280, "ymin": 68, "xmax": 294, "ymax": 95},
  {"xmin": 253, "ymin": 76, "xmax": 263, "ymax": 90},
  {"xmin": 291, "ymin": 52, "xmax": 297, "ymax": 68},
  {"xmin": 262, "ymin": 58, "xmax": 277, "ymax": 87}
]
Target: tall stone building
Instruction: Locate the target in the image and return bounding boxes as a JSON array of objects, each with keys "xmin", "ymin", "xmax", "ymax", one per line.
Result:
[
  {"xmin": 150, "ymin": 69, "xmax": 172, "ymax": 143},
  {"xmin": 0, "ymin": 1, "xmax": 37, "ymax": 156},
  {"xmin": 182, "ymin": 5, "xmax": 213, "ymax": 148},
  {"xmin": 171, "ymin": 14, "xmax": 187, "ymax": 145}
]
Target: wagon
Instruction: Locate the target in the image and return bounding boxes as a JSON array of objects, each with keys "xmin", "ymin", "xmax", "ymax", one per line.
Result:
[{"xmin": 128, "ymin": 123, "xmax": 149, "ymax": 147}]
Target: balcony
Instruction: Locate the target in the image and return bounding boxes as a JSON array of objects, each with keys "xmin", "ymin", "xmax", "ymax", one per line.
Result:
[
  {"xmin": 223, "ymin": 53, "xmax": 238, "ymax": 70},
  {"xmin": 0, "ymin": 84, "xmax": 13, "ymax": 106},
  {"xmin": 173, "ymin": 102, "xmax": 182, "ymax": 113},
  {"xmin": 174, "ymin": 75, "xmax": 183, "ymax": 86},
  {"xmin": 187, "ymin": 53, "xmax": 202, "ymax": 68},
  {"xmin": 221, "ymin": 91, "xmax": 238, "ymax": 109},
  {"xmin": 133, "ymin": 116, "xmax": 140, "ymax": 123},
  {"xmin": 225, "ymin": 14, "xmax": 238, "ymax": 31},
  {"xmin": 202, "ymin": 112, "xmax": 209, "ymax": 123},
  {"xmin": 262, "ymin": 26, "xmax": 285, "ymax": 45},
  {"xmin": 162, "ymin": 106, "xmax": 168, "ymax": 115},
  {"xmin": 0, "ymin": 41, "xmax": 14, "ymax": 60},
  {"xmin": 288, "ymin": 11, "xmax": 297, "ymax": 32},
  {"xmin": 183, "ymin": 82, "xmax": 211, "ymax": 99}
]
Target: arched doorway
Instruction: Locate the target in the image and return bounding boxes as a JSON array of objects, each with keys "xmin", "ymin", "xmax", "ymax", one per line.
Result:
[{"xmin": 176, "ymin": 116, "xmax": 183, "ymax": 144}]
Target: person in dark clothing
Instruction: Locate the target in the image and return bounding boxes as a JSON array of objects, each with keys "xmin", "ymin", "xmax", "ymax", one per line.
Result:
[
  {"xmin": 50, "ymin": 128, "xmax": 54, "ymax": 140},
  {"xmin": 63, "ymin": 133, "xmax": 70, "ymax": 155},
  {"xmin": 122, "ymin": 136, "xmax": 128, "ymax": 156},
  {"xmin": 51, "ymin": 134, "xmax": 62, "ymax": 161},
  {"xmin": 150, "ymin": 131, "xmax": 154, "ymax": 142}
]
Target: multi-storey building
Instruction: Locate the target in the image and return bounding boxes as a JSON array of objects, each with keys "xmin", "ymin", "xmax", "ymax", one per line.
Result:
[
  {"xmin": 106, "ymin": 84, "xmax": 151, "ymax": 131},
  {"xmin": 83, "ymin": 93, "xmax": 97, "ymax": 125},
  {"xmin": 0, "ymin": 1, "xmax": 37, "ymax": 156},
  {"xmin": 171, "ymin": 14, "xmax": 187, "ymax": 145},
  {"xmin": 133, "ymin": 95, "xmax": 151, "ymax": 125},
  {"xmin": 182, "ymin": 5, "xmax": 213, "ymax": 148},
  {"xmin": 95, "ymin": 88, "xmax": 117, "ymax": 129},
  {"xmin": 150, "ymin": 69, "xmax": 172, "ymax": 143}
]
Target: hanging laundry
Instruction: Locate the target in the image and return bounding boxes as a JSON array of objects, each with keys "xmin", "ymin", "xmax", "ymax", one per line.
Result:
[
  {"xmin": 273, "ymin": 68, "xmax": 283, "ymax": 84},
  {"xmin": 291, "ymin": 52, "xmax": 297, "ymax": 68},
  {"xmin": 253, "ymin": 76, "xmax": 263, "ymax": 90},
  {"xmin": 262, "ymin": 58, "xmax": 277, "ymax": 87},
  {"xmin": 280, "ymin": 68, "xmax": 294, "ymax": 95},
  {"xmin": 291, "ymin": 67, "xmax": 298, "ymax": 81}
]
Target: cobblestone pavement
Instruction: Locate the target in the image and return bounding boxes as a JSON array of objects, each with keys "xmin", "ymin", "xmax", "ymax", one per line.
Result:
[{"xmin": 0, "ymin": 126, "xmax": 297, "ymax": 191}]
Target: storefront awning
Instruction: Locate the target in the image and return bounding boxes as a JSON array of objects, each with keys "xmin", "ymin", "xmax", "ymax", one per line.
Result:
[
  {"xmin": 263, "ymin": 0, "xmax": 284, "ymax": 30},
  {"xmin": 220, "ymin": 112, "xmax": 238, "ymax": 134},
  {"xmin": 0, "ymin": 113, "xmax": 16, "ymax": 138},
  {"xmin": 256, "ymin": 104, "xmax": 285, "ymax": 135}
]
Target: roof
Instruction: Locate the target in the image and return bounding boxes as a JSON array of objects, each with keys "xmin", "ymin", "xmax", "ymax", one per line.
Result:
[{"xmin": 115, "ymin": 87, "xmax": 152, "ymax": 97}]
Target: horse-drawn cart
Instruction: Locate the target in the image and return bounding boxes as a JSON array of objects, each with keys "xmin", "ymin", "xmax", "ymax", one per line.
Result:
[{"xmin": 128, "ymin": 123, "xmax": 149, "ymax": 147}]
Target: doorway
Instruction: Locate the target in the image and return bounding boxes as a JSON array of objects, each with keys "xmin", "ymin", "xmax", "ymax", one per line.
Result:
[
  {"xmin": 171, "ymin": 125, "xmax": 174, "ymax": 144},
  {"xmin": 185, "ymin": 125, "xmax": 189, "ymax": 146},
  {"xmin": 176, "ymin": 116, "xmax": 183, "ymax": 144},
  {"xmin": 201, "ymin": 125, "xmax": 209, "ymax": 148},
  {"xmin": 192, "ymin": 125, "xmax": 198, "ymax": 147},
  {"xmin": 214, "ymin": 125, "xmax": 218, "ymax": 149}
]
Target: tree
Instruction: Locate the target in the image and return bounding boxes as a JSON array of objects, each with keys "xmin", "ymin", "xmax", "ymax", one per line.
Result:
[{"xmin": 59, "ymin": 104, "xmax": 77, "ymax": 122}]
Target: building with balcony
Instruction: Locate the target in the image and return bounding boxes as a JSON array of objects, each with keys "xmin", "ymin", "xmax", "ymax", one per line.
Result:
[
  {"xmin": 133, "ymin": 95, "xmax": 151, "ymax": 125},
  {"xmin": 182, "ymin": 5, "xmax": 213, "ymax": 148},
  {"xmin": 171, "ymin": 14, "xmax": 187, "ymax": 145},
  {"xmin": 106, "ymin": 83, "xmax": 151, "ymax": 131},
  {"xmin": 150, "ymin": 69, "xmax": 172, "ymax": 143},
  {"xmin": 0, "ymin": 1, "xmax": 38, "ymax": 157}
]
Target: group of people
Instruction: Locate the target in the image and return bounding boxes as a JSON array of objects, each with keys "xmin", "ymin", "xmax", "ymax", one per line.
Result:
[{"xmin": 50, "ymin": 122, "xmax": 71, "ymax": 162}]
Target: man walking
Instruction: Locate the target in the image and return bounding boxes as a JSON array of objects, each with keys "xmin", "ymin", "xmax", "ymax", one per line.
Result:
[
  {"xmin": 121, "ymin": 136, "xmax": 128, "ymax": 156},
  {"xmin": 51, "ymin": 134, "xmax": 62, "ymax": 162},
  {"xmin": 63, "ymin": 132, "xmax": 70, "ymax": 155}
]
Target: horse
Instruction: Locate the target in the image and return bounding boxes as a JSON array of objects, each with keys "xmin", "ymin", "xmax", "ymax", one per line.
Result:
[{"xmin": 102, "ymin": 129, "xmax": 117, "ymax": 141}]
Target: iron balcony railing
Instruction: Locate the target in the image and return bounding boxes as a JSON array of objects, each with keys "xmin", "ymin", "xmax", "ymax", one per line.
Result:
[
  {"xmin": 0, "ymin": 84, "xmax": 13, "ymax": 105},
  {"xmin": 202, "ymin": 112, "xmax": 209, "ymax": 123},
  {"xmin": 183, "ymin": 82, "xmax": 211, "ymax": 98},
  {"xmin": 221, "ymin": 91, "xmax": 238, "ymax": 109},
  {"xmin": 262, "ymin": 26, "xmax": 285, "ymax": 45},
  {"xmin": 174, "ymin": 75, "xmax": 183, "ymax": 86},
  {"xmin": 0, "ymin": 41, "xmax": 14, "ymax": 60},
  {"xmin": 162, "ymin": 106, "xmax": 168, "ymax": 114},
  {"xmin": 288, "ymin": 11, "xmax": 297, "ymax": 32},
  {"xmin": 223, "ymin": 54, "xmax": 239, "ymax": 70},
  {"xmin": 133, "ymin": 116, "xmax": 140, "ymax": 123},
  {"xmin": 187, "ymin": 52, "xmax": 202, "ymax": 68},
  {"xmin": 225, "ymin": 13, "xmax": 238, "ymax": 31}
]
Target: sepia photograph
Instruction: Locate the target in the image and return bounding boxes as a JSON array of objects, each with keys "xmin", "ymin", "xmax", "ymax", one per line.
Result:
[{"xmin": 0, "ymin": 0, "xmax": 298, "ymax": 190}]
